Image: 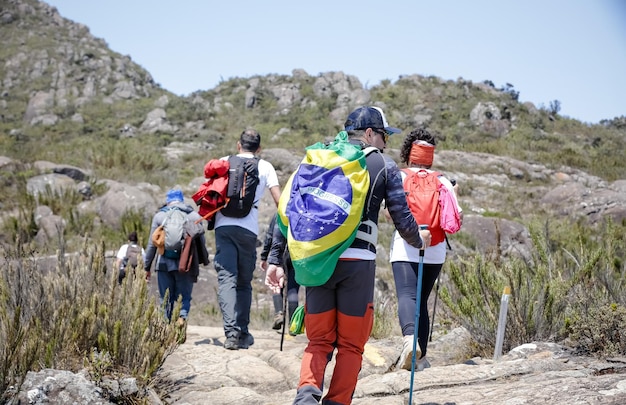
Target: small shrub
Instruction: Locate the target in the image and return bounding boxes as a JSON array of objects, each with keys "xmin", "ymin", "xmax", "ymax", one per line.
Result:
[
  {"xmin": 569, "ymin": 302, "xmax": 626, "ymax": 357},
  {"xmin": 0, "ymin": 238, "xmax": 180, "ymax": 402},
  {"xmin": 441, "ymin": 218, "xmax": 626, "ymax": 357}
]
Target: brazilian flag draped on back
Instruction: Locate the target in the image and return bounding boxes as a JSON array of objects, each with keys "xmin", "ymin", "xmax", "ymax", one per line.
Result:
[{"xmin": 277, "ymin": 131, "xmax": 370, "ymax": 287}]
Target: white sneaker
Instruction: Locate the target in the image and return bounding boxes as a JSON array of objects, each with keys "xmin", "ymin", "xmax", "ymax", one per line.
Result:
[
  {"xmin": 398, "ymin": 335, "xmax": 422, "ymax": 371},
  {"xmin": 416, "ymin": 356, "xmax": 431, "ymax": 371}
]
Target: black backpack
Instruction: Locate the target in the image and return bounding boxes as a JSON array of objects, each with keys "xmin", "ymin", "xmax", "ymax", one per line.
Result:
[{"xmin": 220, "ymin": 155, "xmax": 260, "ymax": 218}]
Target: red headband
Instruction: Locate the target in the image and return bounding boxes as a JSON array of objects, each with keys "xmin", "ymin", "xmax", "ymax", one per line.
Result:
[{"xmin": 409, "ymin": 141, "xmax": 434, "ymax": 166}]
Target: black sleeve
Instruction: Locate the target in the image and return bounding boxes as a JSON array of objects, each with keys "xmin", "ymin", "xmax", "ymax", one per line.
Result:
[
  {"xmin": 384, "ymin": 156, "xmax": 424, "ymax": 249},
  {"xmin": 267, "ymin": 220, "xmax": 287, "ymax": 266},
  {"xmin": 260, "ymin": 215, "xmax": 277, "ymax": 261},
  {"xmin": 144, "ymin": 213, "xmax": 161, "ymax": 271}
]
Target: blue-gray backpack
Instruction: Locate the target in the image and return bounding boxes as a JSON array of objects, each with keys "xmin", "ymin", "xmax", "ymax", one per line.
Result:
[{"xmin": 161, "ymin": 207, "xmax": 188, "ymax": 259}]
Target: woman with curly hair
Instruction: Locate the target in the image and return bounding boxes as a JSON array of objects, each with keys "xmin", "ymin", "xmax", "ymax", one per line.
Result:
[{"xmin": 390, "ymin": 128, "xmax": 463, "ymax": 371}]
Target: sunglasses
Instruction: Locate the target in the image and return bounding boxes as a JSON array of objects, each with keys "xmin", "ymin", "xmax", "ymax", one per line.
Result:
[{"xmin": 372, "ymin": 128, "xmax": 389, "ymax": 144}]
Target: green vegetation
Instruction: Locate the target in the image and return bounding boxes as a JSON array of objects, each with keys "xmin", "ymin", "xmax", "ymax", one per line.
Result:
[
  {"xmin": 0, "ymin": 238, "xmax": 182, "ymax": 403},
  {"xmin": 440, "ymin": 217, "xmax": 626, "ymax": 358}
]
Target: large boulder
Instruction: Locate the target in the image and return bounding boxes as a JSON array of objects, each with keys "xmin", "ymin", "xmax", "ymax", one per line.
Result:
[
  {"xmin": 458, "ymin": 215, "xmax": 533, "ymax": 261},
  {"xmin": 24, "ymin": 90, "xmax": 56, "ymax": 125},
  {"xmin": 470, "ymin": 102, "xmax": 510, "ymax": 137},
  {"xmin": 34, "ymin": 214, "xmax": 65, "ymax": 247},
  {"xmin": 77, "ymin": 181, "xmax": 158, "ymax": 229},
  {"xmin": 33, "ymin": 160, "xmax": 92, "ymax": 181},
  {"xmin": 26, "ymin": 173, "xmax": 77, "ymax": 199},
  {"xmin": 15, "ymin": 369, "xmax": 111, "ymax": 405},
  {"xmin": 541, "ymin": 180, "xmax": 626, "ymax": 224}
]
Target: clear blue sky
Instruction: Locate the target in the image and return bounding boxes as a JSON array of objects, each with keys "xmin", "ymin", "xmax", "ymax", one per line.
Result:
[{"xmin": 45, "ymin": 0, "xmax": 625, "ymax": 124}]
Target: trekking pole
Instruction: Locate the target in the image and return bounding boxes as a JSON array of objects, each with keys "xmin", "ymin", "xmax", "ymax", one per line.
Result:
[
  {"xmin": 429, "ymin": 234, "xmax": 451, "ymax": 342},
  {"xmin": 279, "ymin": 273, "xmax": 288, "ymax": 351},
  {"xmin": 429, "ymin": 274, "xmax": 440, "ymax": 342},
  {"xmin": 280, "ymin": 264, "xmax": 289, "ymax": 352},
  {"xmin": 409, "ymin": 225, "xmax": 427, "ymax": 405}
]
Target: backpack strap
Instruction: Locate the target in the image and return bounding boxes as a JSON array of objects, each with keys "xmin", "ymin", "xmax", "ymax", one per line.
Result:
[
  {"xmin": 355, "ymin": 147, "xmax": 385, "ymax": 248},
  {"xmin": 355, "ymin": 219, "xmax": 378, "ymax": 245},
  {"xmin": 361, "ymin": 146, "xmax": 384, "ymax": 220},
  {"xmin": 196, "ymin": 203, "xmax": 227, "ymax": 224},
  {"xmin": 161, "ymin": 205, "xmax": 176, "ymax": 213},
  {"xmin": 249, "ymin": 156, "xmax": 261, "ymax": 207},
  {"xmin": 401, "ymin": 168, "xmax": 411, "ymax": 186}
]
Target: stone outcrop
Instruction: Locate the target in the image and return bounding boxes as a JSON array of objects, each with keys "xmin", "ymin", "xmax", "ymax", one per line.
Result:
[{"xmin": 3, "ymin": 142, "xmax": 626, "ymax": 251}]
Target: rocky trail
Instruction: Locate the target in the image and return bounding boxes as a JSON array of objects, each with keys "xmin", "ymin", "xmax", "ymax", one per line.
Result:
[{"xmin": 155, "ymin": 325, "xmax": 626, "ymax": 405}]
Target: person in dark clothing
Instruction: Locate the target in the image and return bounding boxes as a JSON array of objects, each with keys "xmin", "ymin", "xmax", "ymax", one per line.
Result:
[
  {"xmin": 265, "ymin": 106, "xmax": 432, "ymax": 405},
  {"xmin": 259, "ymin": 215, "xmax": 300, "ymax": 331}
]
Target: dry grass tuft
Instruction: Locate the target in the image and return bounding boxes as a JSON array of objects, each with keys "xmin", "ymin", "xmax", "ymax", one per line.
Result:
[
  {"xmin": 440, "ymin": 217, "xmax": 626, "ymax": 358},
  {"xmin": 0, "ymin": 237, "xmax": 180, "ymax": 402}
]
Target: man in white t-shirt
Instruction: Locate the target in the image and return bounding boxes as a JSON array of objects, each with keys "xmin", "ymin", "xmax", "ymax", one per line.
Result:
[
  {"xmin": 214, "ymin": 128, "xmax": 281, "ymax": 350},
  {"xmin": 114, "ymin": 231, "xmax": 145, "ymax": 284}
]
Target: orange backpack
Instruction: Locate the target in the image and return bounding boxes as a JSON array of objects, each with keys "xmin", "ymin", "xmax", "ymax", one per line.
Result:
[{"xmin": 402, "ymin": 169, "xmax": 461, "ymax": 246}]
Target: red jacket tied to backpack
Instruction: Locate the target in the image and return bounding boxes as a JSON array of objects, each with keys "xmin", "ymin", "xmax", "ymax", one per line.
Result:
[{"xmin": 192, "ymin": 159, "xmax": 230, "ymax": 221}]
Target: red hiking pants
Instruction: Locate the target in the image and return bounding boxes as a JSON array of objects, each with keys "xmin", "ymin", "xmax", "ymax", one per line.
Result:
[{"xmin": 297, "ymin": 259, "xmax": 375, "ymax": 405}]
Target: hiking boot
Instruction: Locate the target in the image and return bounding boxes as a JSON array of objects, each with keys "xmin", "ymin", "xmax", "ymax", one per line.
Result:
[
  {"xmin": 398, "ymin": 335, "xmax": 422, "ymax": 371},
  {"xmin": 416, "ymin": 356, "xmax": 431, "ymax": 372},
  {"xmin": 224, "ymin": 336, "xmax": 239, "ymax": 350},
  {"xmin": 175, "ymin": 317, "xmax": 187, "ymax": 344},
  {"xmin": 238, "ymin": 333, "xmax": 255, "ymax": 349},
  {"xmin": 272, "ymin": 312, "xmax": 284, "ymax": 330}
]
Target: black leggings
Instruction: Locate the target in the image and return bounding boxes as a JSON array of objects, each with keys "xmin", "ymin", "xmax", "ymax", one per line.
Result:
[{"xmin": 392, "ymin": 261, "xmax": 442, "ymax": 357}]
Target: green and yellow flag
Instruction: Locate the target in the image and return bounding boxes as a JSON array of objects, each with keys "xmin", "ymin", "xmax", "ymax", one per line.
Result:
[{"xmin": 277, "ymin": 131, "xmax": 370, "ymax": 286}]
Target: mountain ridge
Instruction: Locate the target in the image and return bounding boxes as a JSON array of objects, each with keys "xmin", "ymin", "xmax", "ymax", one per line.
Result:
[{"xmin": 2, "ymin": 0, "xmax": 625, "ymax": 186}]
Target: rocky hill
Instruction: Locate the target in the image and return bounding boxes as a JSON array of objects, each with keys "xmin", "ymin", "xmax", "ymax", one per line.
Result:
[
  {"xmin": 2, "ymin": 0, "xmax": 626, "ymax": 347},
  {"xmin": 2, "ymin": 0, "xmax": 625, "ymax": 185},
  {"xmin": 0, "ymin": 0, "xmax": 162, "ymax": 124},
  {"xmin": 2, "ymin": 1, "xmax": 626, "ymax": 404}
]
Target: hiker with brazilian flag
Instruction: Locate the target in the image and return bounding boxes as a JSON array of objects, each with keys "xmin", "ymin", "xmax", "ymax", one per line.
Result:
[{"xmin": 265, "ymin": 106, "xmax": 432, "ymax": 405}]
